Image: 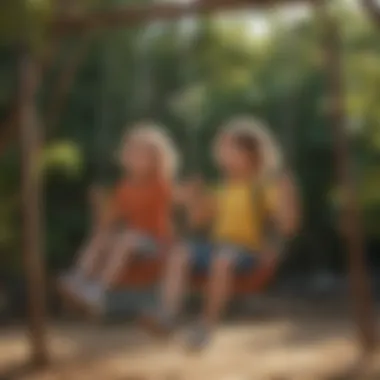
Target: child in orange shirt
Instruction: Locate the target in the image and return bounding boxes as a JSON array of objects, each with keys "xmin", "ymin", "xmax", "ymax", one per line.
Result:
[{"xmin": 60, "ymin": 122, "xmax": 178, "ymax": 309}]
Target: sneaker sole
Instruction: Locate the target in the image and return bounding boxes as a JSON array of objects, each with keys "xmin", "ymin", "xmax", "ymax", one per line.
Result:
[{"xmin": 57, "ymin": 280, "xmax": 103, "ymax": 321}]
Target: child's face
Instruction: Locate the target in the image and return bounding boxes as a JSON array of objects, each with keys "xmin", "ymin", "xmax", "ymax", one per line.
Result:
[
  {"xmin": 121, "ymin": 137, "xmax": 158, "ymax": 178},
  {"xmin": 216, "ymin": 134, "xmax": 258, "ymax": 177}
]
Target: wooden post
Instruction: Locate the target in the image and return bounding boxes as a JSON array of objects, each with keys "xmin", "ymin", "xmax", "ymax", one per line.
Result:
[
  {"xmin": 18, "ymin": 47, "xmax": 49, "ymax": 367},
  {"xmin": 322, "ymin": 11, "xmax": 377, "ymax": 353},
  {"xmin": 362, "ymin": 0, "xmax": 380, "ymax": 26}
]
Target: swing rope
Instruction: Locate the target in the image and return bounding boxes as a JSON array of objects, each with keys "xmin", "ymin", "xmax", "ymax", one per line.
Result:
[
  {"xmin": 92, "ymin": 24, "xmax": 158, "ymax": 193},
  {"xmin": 89, "ymin": 31, "xmax": 114, "ymax": 208},
  {"xmin": 133, "ymin": 23, "xmax": 161, "ymax": 120},
  {"xmin": 278, "ymin": 19, "xmax": 301, "ymax": 171},
  {"xmin": 245, "ymin": 11, "xmax": 301, "ymax": 272},
  {"xmin": 95, "ymin": 36, "xmax": 112, "ymax": 186},
  {"xmin": 173, "ymin": 15, "xmax": 204, "ymax": 175}
]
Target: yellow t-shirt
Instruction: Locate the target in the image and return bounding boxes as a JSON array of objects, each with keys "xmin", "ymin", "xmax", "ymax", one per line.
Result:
[{"xmin": 213, "ymin": 181, "xmax": 277, "ymax": 251}]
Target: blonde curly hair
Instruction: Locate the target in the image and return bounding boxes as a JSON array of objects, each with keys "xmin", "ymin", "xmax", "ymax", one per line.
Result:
[
  {"xmin": 215, "ymin": 115, "xmax": 283, "ymax": 180},
  {"xmin": 118, "ymin": 121, "xmax": 179, "ymax": 181}
]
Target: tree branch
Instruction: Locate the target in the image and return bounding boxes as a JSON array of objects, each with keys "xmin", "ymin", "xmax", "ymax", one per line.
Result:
[
  {"xmin": 0, "ymin": 46, "xmax": 59, "ymax": 157},
  {"xmin": 361, "ymin": 0, "xmax": 380, "ymax": 26},
  {"xmin": 51, "ymin": 0, "xmax": 321, "ymax": 35}
]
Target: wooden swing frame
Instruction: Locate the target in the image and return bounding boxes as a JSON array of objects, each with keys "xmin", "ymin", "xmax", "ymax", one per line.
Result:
[{"xmin": 19, "ymin": 0, "xmax": 377, "ymax": 368}]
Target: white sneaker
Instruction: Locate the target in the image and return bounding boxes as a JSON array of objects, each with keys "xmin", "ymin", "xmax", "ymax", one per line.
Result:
[
  {"xmin": 59, "ymin": 271, "xmax": 81, "ymax": 293},
  {"xmin": 82, "ymin": 281, "xmax": 105, "ymax": 309}
]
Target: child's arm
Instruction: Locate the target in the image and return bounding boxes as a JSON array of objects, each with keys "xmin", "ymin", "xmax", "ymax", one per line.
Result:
[
  {"xmin": 185, "ymin": 188, "xmax": 217, "ymax": 233},
  {"xmin": 263, "ymin": 172, "xmax": 299, "ymax": 235},
  {"xmin": 174, "ymin": 180, "xmax": 216, "ymax": 234},
  {"xmin": 261, "ymin": 172, "xmax": 300, "ymax": 262},
  {"xmin": 150, "ymin": 183, "xmax": 173, "ymax": 241},
  {"xmin": 201, "ymin": 191, "xmax": 217, "ymax": 222},
  {"xmin": 173, "ymin": 176, "xmax": 207, "ymax": 206},
  {"xmin": 88, "ymin": 185, "xmax": 110, "ymax": 232},
  {"xmin": 173, "ymin": 182, "xmax": 188, "ymax": 205},
  {"xmin": 272, "ymin": 172, "xmax": 300, "ymax": 238},
  {"xmin": 93, "ymin": 185, "xmax": 124, "ymax": 233}
]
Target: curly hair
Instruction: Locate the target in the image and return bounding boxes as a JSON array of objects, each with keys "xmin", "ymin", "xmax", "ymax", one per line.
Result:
[
  {"xmin": 118, "ymin": 121, "xmax": 179, "ymax": 181},
  {"xmin": 215, "ymin": 115, "xmax": 283, "ymax": 179}
]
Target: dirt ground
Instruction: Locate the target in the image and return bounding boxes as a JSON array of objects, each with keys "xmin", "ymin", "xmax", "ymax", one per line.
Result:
[{"xmin": 1, "ymin": 299, "xmax": 379, "ymax": 380}]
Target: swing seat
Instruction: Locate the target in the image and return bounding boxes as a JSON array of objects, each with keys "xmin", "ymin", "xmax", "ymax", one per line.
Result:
[
  {"xmin": 59, "ymin": 248, "xmax": 279, "ymax": 319},
  {"xmin": 116, "ymin": 255, "xmax": 164, "ymax": 288},
  {"xmin": 113, "ymin": 252, "xmax": 278, "ymax": 294},
  {"xmin": 191, "ymin": 260, "xmax": 278, "ymax": 295},
  {"xmin": 98, "ymin": 258, "xmax": 278, "ymax": 318},
  {"xmin": 101, "ymin": 256, "xmax": 165, "ymax": 317}
]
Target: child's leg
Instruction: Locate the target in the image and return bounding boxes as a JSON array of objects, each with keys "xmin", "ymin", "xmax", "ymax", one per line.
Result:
[
  {"xmin": 184, "ymin": 246, "xmax": 234, "ymax": 350},
  {"xmin": 76, "ymin": 231, "xmax": 110, "ymax": 277},
  {"xmin": 76, "ymin": 185, "xmax": 108, "ymax": 276},
  {"xmin": 186, "ymin": 247, "xmax": 259, "ymax": 350},
  {"xmin": 202, "ymin": 248, "xmax": 234, "ymax": 328},
  {"xmin": 76, "ymin": 232, "xmax": 142, "ymax": 309},
  {"xmin": 59, "ymin": 231, "xmax": 111, "ymax": 301},
  {"xmin": 99, "ymin": 231, "xmax": 142, "ymax": 288},
  {"xmin": 158, "ymin": 244, "xmax": 191, "ymax": 320}
]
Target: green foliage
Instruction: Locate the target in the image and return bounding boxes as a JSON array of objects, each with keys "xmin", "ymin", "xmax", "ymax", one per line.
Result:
[
  {"xmin": 0, "ymin": 0, "xmax": 51, "ymax": 50},
  {"xmin": 1, "ymin": 0, "xmax": 380, "ymax": 276},
  {"xmin": 40, "ymin": 141, "xmax": 83, "ymax": 179}
]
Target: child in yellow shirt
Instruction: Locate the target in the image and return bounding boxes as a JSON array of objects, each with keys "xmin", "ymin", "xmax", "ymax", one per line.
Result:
[{"xmin": 142, "ymin": 116, "xmax": 299, "ymax": 349}]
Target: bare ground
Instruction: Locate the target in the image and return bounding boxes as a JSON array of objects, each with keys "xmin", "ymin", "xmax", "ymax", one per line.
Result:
[{"xmin": 1, "ymin": 299, "xmax": 379, "ymax": 380}]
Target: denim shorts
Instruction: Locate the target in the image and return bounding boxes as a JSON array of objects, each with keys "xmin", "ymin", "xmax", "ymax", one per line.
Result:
[{"xmin": 187, "ymin": 240, "xmax": 260, "ymax": 274}]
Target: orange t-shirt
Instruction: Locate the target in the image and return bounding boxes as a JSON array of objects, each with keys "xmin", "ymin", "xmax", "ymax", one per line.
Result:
[{"xmin": 112, "ymin": 178, "xmax": 172, "ymax": 242}]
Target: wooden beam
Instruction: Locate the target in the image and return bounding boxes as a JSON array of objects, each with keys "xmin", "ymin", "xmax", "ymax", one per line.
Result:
[
  {"xmin": 361, "ymin": 0, "xmax": 380, "ymax": 26},
  {"xmin": 51, "ymin": 0, "xmax": 320, "ymax": 35},
  {"xmin": 320, "ymin": 7, "xmax": 377, "ymax": 353},
  {"xmin": 18, "ymin": 48, "xmax": 49, "ymax": 367}
]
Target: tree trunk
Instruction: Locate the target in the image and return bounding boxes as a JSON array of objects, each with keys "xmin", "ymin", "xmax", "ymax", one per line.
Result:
[
  {"xmin": 18, "ymin": 47, "xmax": 49, "ymax": 367},
  {"xmin": 322, "ymin": 10, "xmax": 377, "ymax": 353}
]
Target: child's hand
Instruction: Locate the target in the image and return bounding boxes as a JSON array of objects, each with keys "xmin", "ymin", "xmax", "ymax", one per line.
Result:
[
  {"xmin": 274, "ymin": 173, "xmax": 300, "ymax": 237},
  {"xmin": 175, "ymin": 176, "xmax": 205, "ymax": 205},
  {"xmin": 174, "ymin": 183, "xmax": 188, "ymax": 204},
  {"xmin": 89, "ymin": 185, "xmax": 107, "ymax": 209},
  {"xmin": 261, "ymin": 249, "xmax": 277, "ymax": 266},
  {"xmin": 88, "ymin": 185, "xmax": 115, "ymax": 231}
]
